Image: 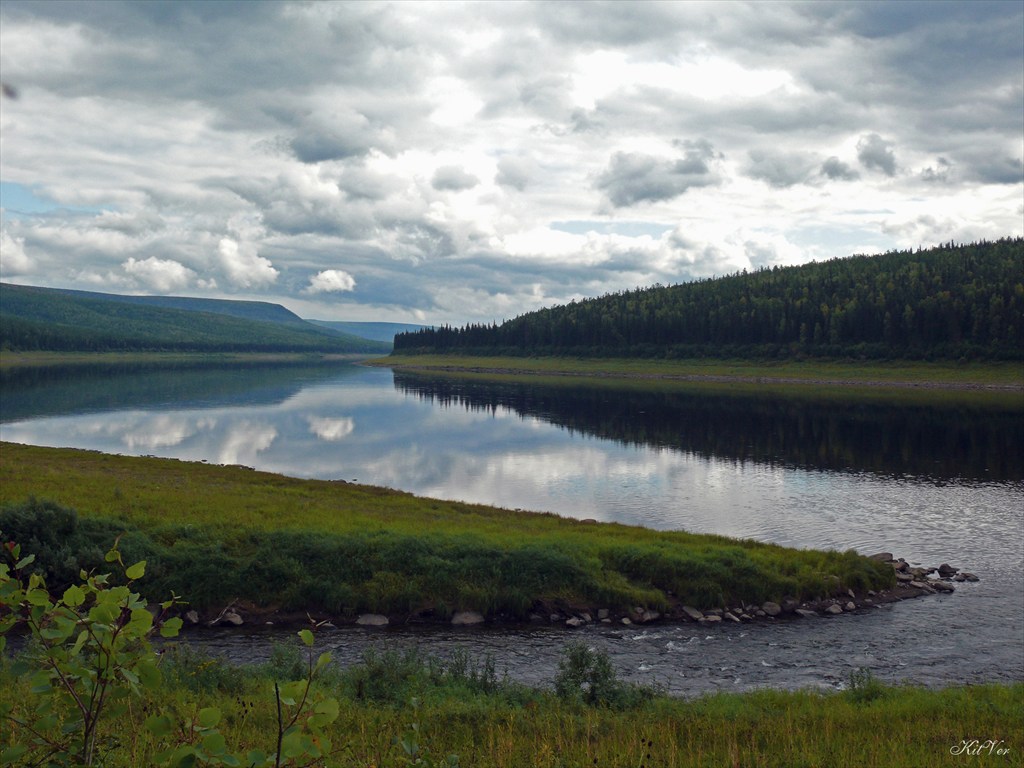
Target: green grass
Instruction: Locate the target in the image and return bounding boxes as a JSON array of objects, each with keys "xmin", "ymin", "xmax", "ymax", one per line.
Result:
[
  {"xmin": 377, "ymin": 353, "xmax": 1024, "ymax": 390},
  {"xmin": 2, "ymin": 644, "xmax": 1020, "ymax": 768},
  {"xmin": 0, "ymin": 443, "xmax": 894, "ymax": 618}
]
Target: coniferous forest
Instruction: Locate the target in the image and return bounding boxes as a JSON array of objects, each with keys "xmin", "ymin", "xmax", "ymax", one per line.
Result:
[{"xmin": 394, "ymin": 239, "xmax": 1023, "ymax": 360}]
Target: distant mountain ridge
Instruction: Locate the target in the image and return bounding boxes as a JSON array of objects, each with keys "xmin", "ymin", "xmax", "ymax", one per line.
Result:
[
  {"xmin": 0, "ymin": 283, "xmax": 390, "ymax": 354},
  {"xmin": 308, "ymin": 320, "xmax": 429, "ymax": 343},
  {"xmin": 48, "ymin": 287, "xmax": 312, "ymax": 327}
]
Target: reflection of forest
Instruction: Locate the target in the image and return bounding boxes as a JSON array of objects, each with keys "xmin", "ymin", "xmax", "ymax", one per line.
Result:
[
  {"xmin": 0, "ymin": 361, "xmax": 358, "ymax": 422},
  {"xmin": 394, "ymin": 373, "xmax": 1023, "ymax": 482}
]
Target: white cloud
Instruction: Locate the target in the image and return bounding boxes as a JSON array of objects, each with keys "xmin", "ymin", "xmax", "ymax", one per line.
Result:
[
  {"xmin": 307, "ymin": 416, "xmax": 355, "ymax": 441},
  {"xmin": 216, "ymin": 421, "xmax": 277, "ymax": 466},
  {"xmin": 217, "ymin": 238, "xmax": 278, "ymax": 289},
  {"xmin": 305, "ymin": 269, "xmax": 356, "ymax": 294},
  {"xmin": 0, "ymin": 230, "xmax": 32, "ymax": 275},
  {"xmin": 122, "ymin": 256, "xmax": 196, "ymax": 292}
]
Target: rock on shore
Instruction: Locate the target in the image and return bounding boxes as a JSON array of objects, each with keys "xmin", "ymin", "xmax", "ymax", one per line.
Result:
[{"xmin": 182, "ymin": 552, "xmax": 974, "ymax": 631}]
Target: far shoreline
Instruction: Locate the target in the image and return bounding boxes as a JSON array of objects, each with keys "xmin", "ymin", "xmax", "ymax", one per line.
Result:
[
  {"xmin": 0, "ymin": 350, "xmax": 386, "ymax": 371},
  {"xmin": 371, "ymin": 353, "xmax": 1024, "ymax": 394}
]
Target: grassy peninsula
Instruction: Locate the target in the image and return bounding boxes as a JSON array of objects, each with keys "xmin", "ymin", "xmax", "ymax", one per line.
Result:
[{"xmin": 0, "ymin": 442, "xmax": 895, "ymax": 621}]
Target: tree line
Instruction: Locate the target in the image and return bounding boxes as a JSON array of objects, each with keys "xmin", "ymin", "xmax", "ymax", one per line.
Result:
[{"xmin": 394, "ymin": 239, "xmax": 1024, "ymax": 360}]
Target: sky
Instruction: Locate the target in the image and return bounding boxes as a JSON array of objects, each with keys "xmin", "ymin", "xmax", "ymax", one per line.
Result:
[{"xmin": 0, "ymin": 0, "xmax": 1022, "ymax": 325}]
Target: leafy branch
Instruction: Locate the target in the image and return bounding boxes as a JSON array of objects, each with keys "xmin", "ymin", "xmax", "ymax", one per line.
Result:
[{"xmin": 0, "ymin": 534, "xmax": 339, "ymax": 767}]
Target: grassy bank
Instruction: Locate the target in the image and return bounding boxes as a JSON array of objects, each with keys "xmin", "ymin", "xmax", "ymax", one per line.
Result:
[
  {"xmin": 376, "ymin": 354, "xmax": 1024, "ymax": 391},
  {"xmin": 2, "ymin": 640, "xmax": 1020, "ymax": 768},
  {"xmin": 0, "ymin": 443, "xmax": 894, "ymax": 619}
]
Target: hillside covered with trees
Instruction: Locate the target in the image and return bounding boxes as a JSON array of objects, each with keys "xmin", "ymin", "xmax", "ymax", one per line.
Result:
[
  {"xmin": 394, "ymin": 239, "xmax": 1023, "ymax": 360},
  {"xmin": 0, "ymin": 283, "xmax": 390, "ymax": 354}
]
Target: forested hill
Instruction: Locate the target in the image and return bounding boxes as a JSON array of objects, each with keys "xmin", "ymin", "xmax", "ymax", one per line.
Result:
[
  {"xmin": 0, "ymin": 283, "xmax": 390, "ymax": 354},
  {"xmin": 48, "ymin": 287, "xmax": 313, "ymax": 328},
  {"xmin": 394, "ymin": 239, "xmax": 1024, "ymax": 360}
]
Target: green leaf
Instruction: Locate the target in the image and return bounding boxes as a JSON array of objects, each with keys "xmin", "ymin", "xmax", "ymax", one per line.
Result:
[
  {"xmin": 197, "ymin": 707, "xmax": 221, "ymax": 729},
  {"xmin": 128, "ymin": 607, "xmax": 154, "ymax": 635},
  {"xmin": 280, "ymin": 730, "xmax": 308, "ymax": 759},
  {"xmin": 2, "ymin": 745, "xmax": 29, "ymax": 764},
  {"xmin": 62, "ymin": 584, "xmax": 86, "ymax": 607},
  {"xmin": 277, "ymin": 680, "xmax": 306, "ymax": 707},
  {"xmin": 39, "ymin": 625, "xmax": 73, "ymax": 642},
  {"xmin": 245, "ymin": 749, "xmax": 269, "ymax": 767},
  {"xmin": 104, "ymin": 548, "xmax": 121, "ymax": 563},
  {"xmin": 125, "ymin": 560, "xmax": 146, "ymax": 580},
  {"xmin": 201, "ymin": 731, "xmax": 227, "ymax": 755},
  {"xmin": 25, "ymin": 587, "xmax": 51, "ymax": 607},
  {"xmin": 298, "ymin": 628, "xmax": 314, "ymax": 647},
  {"xmin": 70, "ymin": 629, "xmax": 89, "ymax": 657},
  {"xmin": 88, "ymin": 601, "xmax": 118, "ymax": 624},
  {"xmin": 13, "ymin": 553, "xmax": 35, "ymax": 570},
  {"xmin": 32, "ymin": 714, "xmax": 59, "ymax": 732},
  {"xmin": 309, "ymin": 696, "xmax": 340, "ymax": 728},
  {"xmin": 145, "ymin": 713, "xmax": 174, "ymax": 739},
  {"xmin": 314, "ymin": 651, "xmax": 332, "ymax": 673},
  {"xmin": 164, "ymin": 744, "xmax": 199, "ymax": 768},
  {"xmin": 160, "ymin": 616, "xmax": 183, "ymax": 638},
  {"xmin": 30, "ymin": 669, "xmax": 52, "ymax": 694},
  {"xmin": 138, "ymin": 659, "xmax": 162, "ymax": 689}
]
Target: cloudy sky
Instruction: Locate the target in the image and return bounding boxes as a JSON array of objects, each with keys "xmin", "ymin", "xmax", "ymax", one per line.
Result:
[{"xmin": 1, "ymin": 1, "xmax": 1021, "ymax": 324}]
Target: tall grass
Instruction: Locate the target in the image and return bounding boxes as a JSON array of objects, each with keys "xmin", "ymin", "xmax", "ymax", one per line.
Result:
[{"xmin": 1, "ymin": 645, "xmax": 1019, "ymax": 768}]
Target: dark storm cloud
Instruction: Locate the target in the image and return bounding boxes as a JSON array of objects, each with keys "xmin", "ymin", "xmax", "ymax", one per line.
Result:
[
  {"xmin": 291, "ymin": 123, "xmax": 375, "ymax": 164},
  {"xmin": 968, "ymin": 155, "xmax": 1024, "ymax": 186},
  {"xmin": 533, "ymin": 0, "xmax": 686, "ymax": 48},
  {"xmin": 431, "ymin": 166, "xmax": 480, "ymax": 192},
  {"xmin": 337, "ymin": 165, "xmax": 404, "ymax": 201},
  {"xmin": 857, "ymin": 134, "xmax": 898, "ymax": 177},
  {"xmin": 820, "ymin": 157, "xmax": 860, "ymax": 182},
  {"xmin": 746, "ymin": 150, "xmax": 818, "ymax": 188},
  {"xmin": 920, "ymin": 158, "xmax": 953, "ymax": 185}
]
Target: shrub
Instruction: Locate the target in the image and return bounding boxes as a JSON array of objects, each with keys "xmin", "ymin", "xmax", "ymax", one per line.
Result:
[
  {"xmin": 0, "ymin": 535, "xmax": 340, "ymax": 767},
  {"xmin": 846, "ymin": 668, "xmax": 888, "ymax": 704},
  {"xmin": 553, "ymin": 642, "xmax": 653, "ymax": 709}
]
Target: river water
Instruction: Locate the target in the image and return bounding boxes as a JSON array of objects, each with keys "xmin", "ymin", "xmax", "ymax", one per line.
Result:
[{"xmin": 1, "ymin": 360, "xmax": 1021, "ymax": 695}]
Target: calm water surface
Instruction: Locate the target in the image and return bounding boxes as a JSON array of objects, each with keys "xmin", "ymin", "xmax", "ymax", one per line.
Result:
[{"xmin": 2, "ymin": 360, "xmax": 1021, "ymax": 694}]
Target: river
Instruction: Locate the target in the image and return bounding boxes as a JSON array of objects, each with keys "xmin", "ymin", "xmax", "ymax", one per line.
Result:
[{"xmin": 1, "ymin": 359, "xmax": 1021, "ymax": 695}]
